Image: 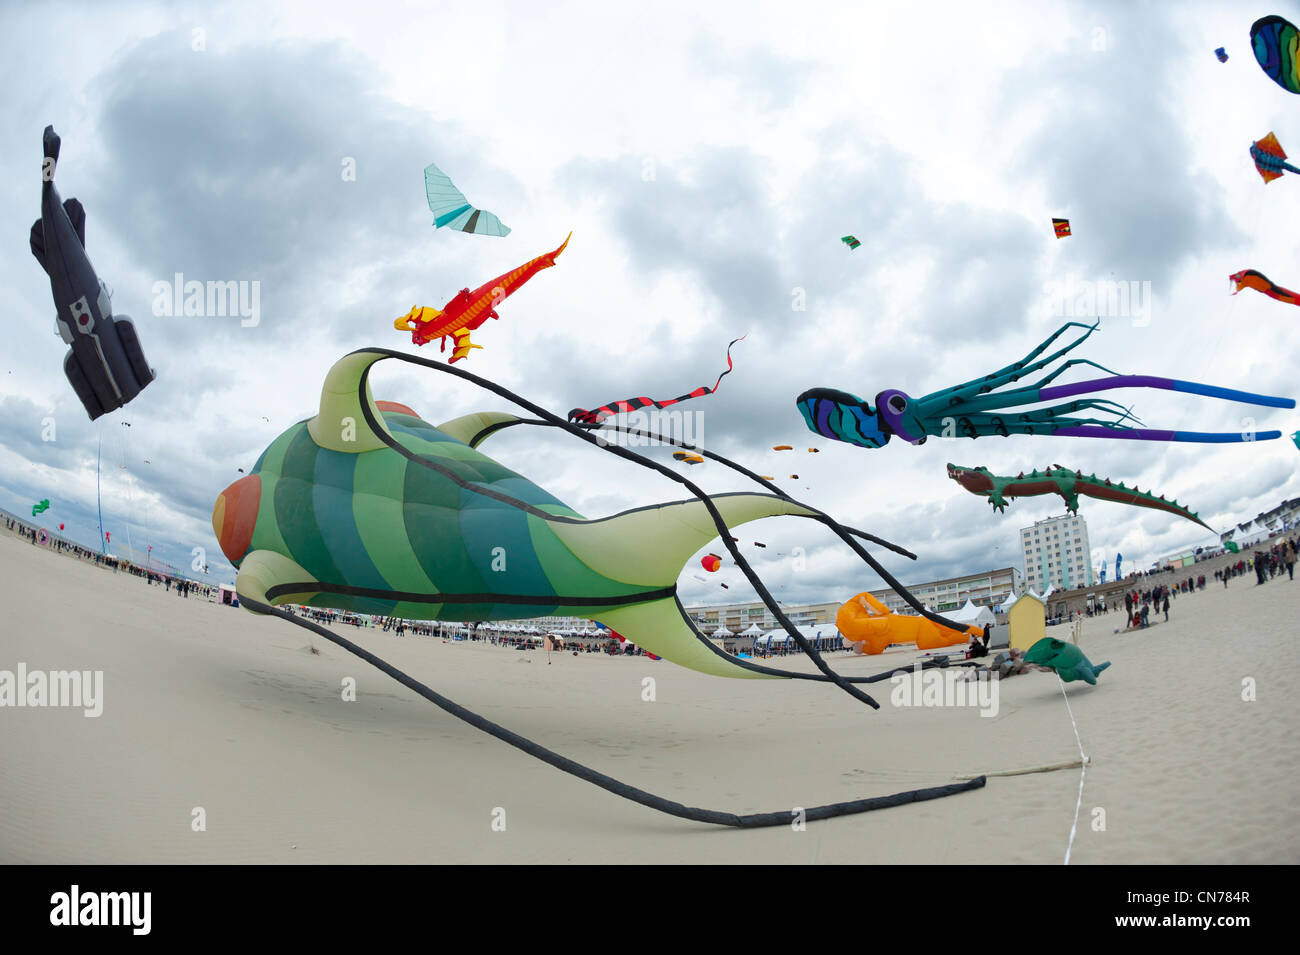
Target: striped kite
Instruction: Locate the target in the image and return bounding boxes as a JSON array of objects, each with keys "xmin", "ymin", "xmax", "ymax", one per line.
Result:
[
  {"xmin": 568, "ymin": 337, "xmax": 745, "ymax": 425},
  {"xmin": 1251, "ymin": 15, "xmax": 1300, "ymax": 94}
]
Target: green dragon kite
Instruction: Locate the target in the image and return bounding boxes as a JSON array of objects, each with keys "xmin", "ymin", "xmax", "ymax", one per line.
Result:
[{"xmin": 946, "ymin": 463, "xmax": 1211, "ymax": 530}]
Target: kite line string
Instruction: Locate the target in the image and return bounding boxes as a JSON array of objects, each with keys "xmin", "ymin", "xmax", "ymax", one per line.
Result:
[
  {"xmin": 1057, "ymin": 674, "xmax": 1088, "ymax": 865},
  {"xmin": 238, "ymin": 593, "xmax": 986, "ymax": 828}
]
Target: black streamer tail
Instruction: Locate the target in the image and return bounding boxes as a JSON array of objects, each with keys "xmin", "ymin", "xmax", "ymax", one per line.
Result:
[{"xmin": 240, "ymin": 595, "xmax": 986, "ymax": 828}]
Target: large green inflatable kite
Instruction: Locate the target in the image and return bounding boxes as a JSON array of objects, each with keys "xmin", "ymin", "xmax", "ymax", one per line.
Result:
[{"xmin": 216, "ymin": 351, "xmax": 843, "ymax": 679}]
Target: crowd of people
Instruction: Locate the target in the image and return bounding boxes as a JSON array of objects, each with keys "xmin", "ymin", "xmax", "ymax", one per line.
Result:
[
  {"xmin": 10, "ymin": 511, "xmax": 1297, "ymax": 657},
  {"xmin": 4, "ymin": 516, "xmax": 213, "ymax": 598}
]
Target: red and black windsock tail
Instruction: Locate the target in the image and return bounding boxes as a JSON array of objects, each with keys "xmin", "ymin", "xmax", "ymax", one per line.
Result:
[{"xmin": 568, "ymin": 337, "xmax": 745, "ymax": 424}]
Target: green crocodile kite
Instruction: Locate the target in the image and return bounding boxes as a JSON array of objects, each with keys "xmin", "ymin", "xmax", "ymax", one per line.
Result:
[
  {"xmin": 946, "ymin": 463, "xmax": 1211, "ymax": 530},
  {"xmin": 213, "ymin": 351, "xmax": 836, "ymax": 680}
]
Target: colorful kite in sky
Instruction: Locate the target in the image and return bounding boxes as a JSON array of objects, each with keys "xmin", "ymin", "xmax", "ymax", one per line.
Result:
[
  {"xmin": 568, "ymin": 337, "xmax": 744, "ymax": 425},
  {"xmin": 1231, "ymin": 269, "xmax": 1300, "ymax": 307},
  {"xmin": 841, "ymin": 235, "xmax": 861, "ymax": 250},
  {"xmin": 1052, "ymin": 218, "xmax": 1071, "ymax": 238},
  {"xmin": 1251, "ymin": 132, "xmax": 1300, "ymax": 183},
  {"xmin": 29, "ymin": 126, "xmax": 155, "ymax": 421},
  {"xmin": 1216, "ymin": 47, "xmax": 1229, "ymax": 62},
  {"xmin": 395, "ymin": 234, "xmax": 569, "ymax": 359},
  {"xmin": 947, "ymin": 463, "xmax": 1211, "ymax": 530},
  {"xmin": 32, "ymin": 498, "xmax": 50, "ymax": 517},
  {"xmin": 1251, "ymin": 15, "xmax": 1300, "ymax": 94},
  {"xmin": 798, "ymin": 321, "xmax": 1295, "ymax": 448},
  {"xmin": 424, "ymin": 161, "xmax": 510, "ymax": 236},
  {"xmin": 672, "ymin": 451, "xmax": 704, "ymax": 465}
]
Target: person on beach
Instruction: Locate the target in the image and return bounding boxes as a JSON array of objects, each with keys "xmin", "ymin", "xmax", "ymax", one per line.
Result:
[
  {"xmin": 1162, "ymin": 593, "xmax": 1169, "ymax": 622},
  {"xmin": 1288, "ymin": 540, "xmax": 1297, "ymax": 581}
]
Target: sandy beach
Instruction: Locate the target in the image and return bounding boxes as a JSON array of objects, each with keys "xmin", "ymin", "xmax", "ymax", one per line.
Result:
[{"xmin": 1, "ymin": 527, "xmax": 1296, "ymax": 864}]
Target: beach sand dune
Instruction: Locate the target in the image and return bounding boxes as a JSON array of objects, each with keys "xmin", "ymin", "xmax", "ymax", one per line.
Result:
[{"xmin": 1, "ymin": 530, "xmax": 1296, "ymax": 863}]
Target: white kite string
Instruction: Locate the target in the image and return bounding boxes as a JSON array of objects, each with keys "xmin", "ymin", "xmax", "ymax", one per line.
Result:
[{"xmin": 1058, "ymin": 674, "xmax": 1088, "ymax": 865}]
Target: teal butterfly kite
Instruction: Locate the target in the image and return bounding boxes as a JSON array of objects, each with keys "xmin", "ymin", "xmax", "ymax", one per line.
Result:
[{"xmin": 424, "ymin": 162, "xmax": 510, "ymax": 237}]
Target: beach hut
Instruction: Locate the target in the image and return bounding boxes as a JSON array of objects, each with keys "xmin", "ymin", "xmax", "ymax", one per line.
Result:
[{"xmin": 1007, "ymin": 591, "xmax": 1046, "ymax": 652}]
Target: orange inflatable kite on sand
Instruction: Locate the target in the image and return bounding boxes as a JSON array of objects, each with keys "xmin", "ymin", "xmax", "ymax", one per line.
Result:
[{"xmin": 836, "ymin": 592, "xmax": 980, "ymax": 655}]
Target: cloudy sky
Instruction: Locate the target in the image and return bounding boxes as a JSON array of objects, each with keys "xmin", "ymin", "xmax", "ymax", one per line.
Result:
[{"xmin": 2, "ymin": 0, "xmax": 1297, "ymax": 607}]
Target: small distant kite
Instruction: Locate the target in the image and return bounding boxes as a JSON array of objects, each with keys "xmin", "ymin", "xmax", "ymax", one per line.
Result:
[
  {"xmin": 753, "ymin": 542, "xmax": 767, "ymax": 548},
  {"xmin": 32, "ymin": 498, "xmax": 50, "ymax": 517},
  {"xmin": 569, "ymin": 337, "xmax": 744, "ymax": 425},
  {"xmin": 424, "ymin": 161, "xmax": 510, "ymax": 236},
  {"xmin": 807, "ymin": 448, "xmax": 819, "ymax": 453},
  {"xmin": 672, "ymin": 452, "xmax": 704, "ymax": 465},
  {"xmin": 773, "ymin": 445, "xmax": 793, "ymax": 451},
  {"xmin": 1230, "ymin": 269, "xmax": 1300, "ymax": 307},
  {"xmin": 1052, "ymin": 218, "xmax": 1071, "ymax": 238},
  {"xmin": 1292, "ymin": 431, "xmax": 1300, "ymax": 450},
  {"xmin": 1251, "ymin": 132, "xmax": 1300, "ymax": 183},
  {"xmin": 841, "ymin": 235, "xmax": 861, "ymax": 250},
  {"xmin": 1215, "ymin": 47, "xmax": 1228, "ymax": 63},
  {"xmin": 1251, "ymin": 15, "xmax": 1300, "ymax": 94},
  {"xmin": 701, "ymin": 554, "xmax": 722, "ymax": 572}
]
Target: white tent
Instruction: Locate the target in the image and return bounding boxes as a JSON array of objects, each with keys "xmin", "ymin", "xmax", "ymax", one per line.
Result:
[
  {"xmin": 944, "ymin": 599, "xmax": 995, "ymax": 630},
  {"xmin": 741, "ymin": 623, "xmax": 764, "ymax": 636},
  {"xmin": 1231, "ymin": 522, "xmax": 1272, "ymax": 548},
  {"xmin": 1006, "ymin": 589, "xmax": 1043, "ymax": 612},
  {"xmin": 710, "ymin": 625, "xmax": 734, "ymax": 638}
]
